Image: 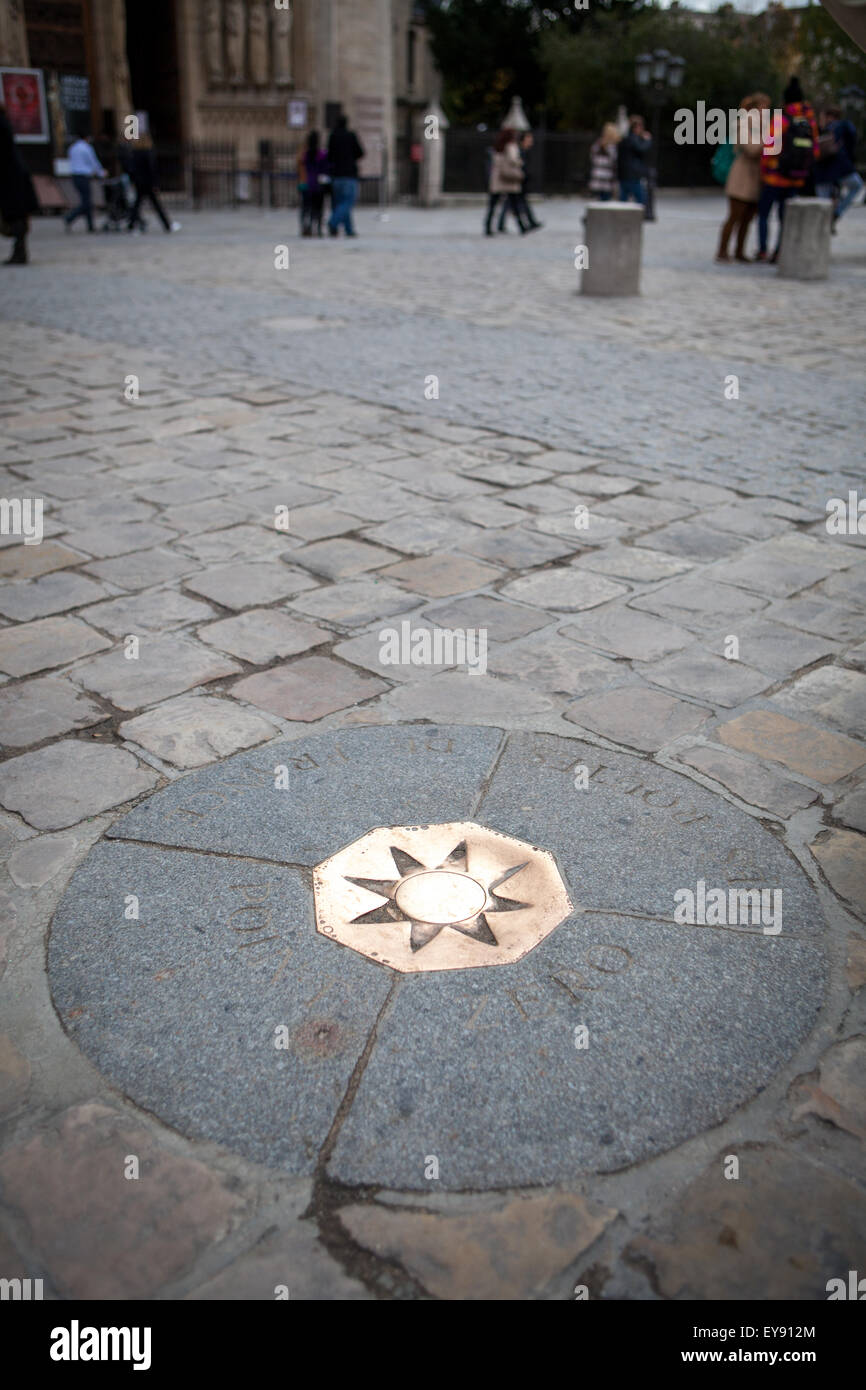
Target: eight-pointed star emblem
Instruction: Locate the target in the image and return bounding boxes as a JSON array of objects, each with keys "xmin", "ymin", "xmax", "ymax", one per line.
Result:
[{"xmin": 313, "ymin": 822, "xmax": 575, "ymax": 974}]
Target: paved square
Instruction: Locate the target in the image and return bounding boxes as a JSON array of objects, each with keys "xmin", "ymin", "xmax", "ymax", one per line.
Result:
[{"xmin": 1, "ymin": 196, "xmax": 864, "ymax": 1302}]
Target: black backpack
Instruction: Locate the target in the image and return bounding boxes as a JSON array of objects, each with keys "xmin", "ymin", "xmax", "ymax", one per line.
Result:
[{"xmin": 777, "ymin": 116, "xmax": 814, "ymax": 180}]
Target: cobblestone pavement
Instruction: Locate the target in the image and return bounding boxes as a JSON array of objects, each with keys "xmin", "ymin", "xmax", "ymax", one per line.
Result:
[{"xmin": 0, "ymin": 195, "xmax": 865, "ymax": 1300}]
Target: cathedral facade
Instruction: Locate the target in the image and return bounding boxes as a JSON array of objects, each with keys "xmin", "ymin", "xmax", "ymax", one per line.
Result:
[{"xmin": 1, "ymin": 1, "xmax": 437, "ymax": 181}]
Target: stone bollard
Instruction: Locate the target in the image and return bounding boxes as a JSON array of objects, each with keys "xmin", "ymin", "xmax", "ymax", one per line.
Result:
[
  {"xmin": 419, "ymin": 100, "xmax": 449, "ymax": 208},
  {"xmin": 777, "ymin": 197, "xmax": 833, "ymax": 281},
  {"xmin": 580, "ymin": 202, "xmax": 644, "ymax": 296}
]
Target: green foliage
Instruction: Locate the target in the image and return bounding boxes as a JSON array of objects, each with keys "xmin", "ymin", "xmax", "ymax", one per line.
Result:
[{"xmin": 423, "ymin": 0, "xmax": 866, "ymax": 133}]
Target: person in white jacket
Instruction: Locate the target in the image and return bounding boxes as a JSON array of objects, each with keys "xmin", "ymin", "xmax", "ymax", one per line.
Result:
[{"xmin": 64, "ymin": 136, "xmax": 106, "ymax": 233}]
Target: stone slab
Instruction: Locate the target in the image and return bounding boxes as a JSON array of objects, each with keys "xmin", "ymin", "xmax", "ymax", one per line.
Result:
[
  {"xmin": 329, "ymin": 913, "xmax": 823, "ymax": 1189},
  {"xmin": 49, "ymin": 845, "xmax": 391, "ymax": 1174},
  {"xmin": 47, "ymin": 725, "xmax": 829, "ymax": 1192},
  {"xmin": 232, "ymin": 655, "xmax": 387, "ymax": 721},
  {"xmin": 1, "ymin": 740, "xmax": 158, "ymax": 829},
  {"xmin": 626, "ymin": 1145, "xmax": 866, "ymax": 1300},
  {"xmin": 119, "ymin": 694, "xmax": 278, "ymax": 768},
  {"xmin": 107, "ymin": 725, "xmax": 504, "ymax": 864},
  {"xmin": 475, "ymin": 731, "xmax": 822, "ymax": 930}
]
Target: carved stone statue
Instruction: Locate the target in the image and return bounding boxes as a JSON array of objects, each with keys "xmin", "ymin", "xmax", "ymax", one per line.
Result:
[
  {"xmin": 203, "ymin": 0, "xmax": 225, "ymax": 86},
  {"xmin": 248, "ymin": 0, "xmax": 270, "ymax": 87},
  {"xmin": 273, "ymin": 0, "xmax": 293, "ymax": 87},
  {"xmin": 224, "ymin": 0, "xmax": 246, "ymax": 86}
]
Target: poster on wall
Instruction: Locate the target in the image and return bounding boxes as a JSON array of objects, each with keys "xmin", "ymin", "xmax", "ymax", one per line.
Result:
[
  {"xmin": 0, "ymin": 68, "xmax": 50, "ymax": 142},
  {"xmin": 287, "ymin": 99, "xmax": 308, "ymax": 129}
]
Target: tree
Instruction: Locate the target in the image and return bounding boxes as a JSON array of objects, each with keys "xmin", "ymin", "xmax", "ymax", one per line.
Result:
[{"xmin": 422, "ymin": 0, "xmax": 646, "ymax": 126}]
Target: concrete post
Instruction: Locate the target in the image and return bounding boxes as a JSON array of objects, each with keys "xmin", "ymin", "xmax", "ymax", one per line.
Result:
[
  {"xmin": 777, "ymin": 197, "xmax": 833, "ymax": 281},
  {"xmin": 580, "ymin": 202, "xmax": 644, "ymax": 297},
  {"xmin": 419, "ymin": 99, "xmax": 449, "ymax": 208}
]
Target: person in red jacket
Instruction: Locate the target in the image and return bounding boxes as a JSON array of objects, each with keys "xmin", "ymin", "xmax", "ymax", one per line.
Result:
[{"xmin": 755, "ymin": 77, "xmax": 819, "ymax": 263}]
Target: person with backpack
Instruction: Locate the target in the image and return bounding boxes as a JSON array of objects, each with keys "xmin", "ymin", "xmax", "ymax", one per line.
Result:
[
  {"xmin": 297, "ymin": 130, "xmax": 329, "ymax": 237},
  {"xmin": 755, "ymin": 77, "xmax": 819, "ymax": 263},
  {"xmin": 715, "ymin": 92, "xmax": 769, "ymax": 263},
  {"xmin": 815, "ymin": 104, "xmax": 864, "ymax": 230}
]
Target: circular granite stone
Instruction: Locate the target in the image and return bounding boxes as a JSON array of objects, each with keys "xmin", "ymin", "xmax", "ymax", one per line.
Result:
[{"xmin": 48, "ymin": 725, "xmax": 826, "ymax": 1190}]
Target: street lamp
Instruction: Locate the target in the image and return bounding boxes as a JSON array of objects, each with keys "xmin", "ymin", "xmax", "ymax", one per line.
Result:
[{"xmin": 635, "ymin": 47, "xmax": 686, "ymax": 222}]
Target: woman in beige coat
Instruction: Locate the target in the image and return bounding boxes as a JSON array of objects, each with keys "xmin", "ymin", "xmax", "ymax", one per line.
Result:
[
  {"xmin": 716, "ymin": 92, "xmax": 770, "ymax": 262},
  {"xmin": 485, "ymin": 127, "xmax": 529, "ymax": 235}
]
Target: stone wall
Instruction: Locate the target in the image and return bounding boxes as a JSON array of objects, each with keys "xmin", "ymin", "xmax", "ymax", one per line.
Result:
[
  {"xmin": 1, "ymin": 0, "xmax": 437, "ymax": 181},
  {"xmin": 0, "ymin": 0, "xmax": 28, "ymax": 65}
]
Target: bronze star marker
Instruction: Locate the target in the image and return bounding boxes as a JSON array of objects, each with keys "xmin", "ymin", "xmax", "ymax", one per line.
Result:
[{"xmin": 313, "ymin": 821, "xmax": 575, "ymax": 973}]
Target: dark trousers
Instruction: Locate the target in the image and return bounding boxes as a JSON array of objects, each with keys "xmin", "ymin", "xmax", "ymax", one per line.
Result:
[
  {"xmin": 65, "ymin": 174, "xmax": 94, "ymax": 230},
  {"xmin": 717, "ymin": 196, "xmax": 756, "ymax": 259},
  {"xmin": 758, "ymin": 184, "xmax": 796, "ymax": 255},
  {"xmin": 486, "ymin": 192, "xmax": 527, "ymax": 233},
  {"xmin": 4, "ymin": 217, "xmax": 28, "ymax": 263},
  {"xmin": 128, "ymin": 184, "xmax": 171, "ymax": 231},
  {"xmin": 498, "ymin": 189, "xmax": 539, "ymax": 231},
  {"xmin": 301, "ymin": 188, "xmax": 325, "ymax": 235}
]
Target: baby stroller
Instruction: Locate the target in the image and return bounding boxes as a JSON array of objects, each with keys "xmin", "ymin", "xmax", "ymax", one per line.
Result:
[{"xmin": 102, "ymin": 175, "xmax": 137, "ymax": 232}]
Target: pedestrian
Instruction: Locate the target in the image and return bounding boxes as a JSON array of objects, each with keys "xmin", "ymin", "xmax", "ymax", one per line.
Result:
[
  {"xmin": 298, "ymin": 129, "xmax": 329, "ymax": 237},
  {"xmin": 0, "ymin": 104, "xmax": 38, "ymax": 265},
  {"xmin": 124, "ymin": 134, "xmax": 180, "ymax": 233},
  {"xmin": 755, "ymin": 76, "xmax": 819, "ymax": 263},
  {"xmin": 618, "ymin": 115, "xmax": 651, "ymax": 206},
  {"xmin": 588, "ymin": 122, "xmax": 621, "ymax": 201},
  {"xmin": 484, "ymin": 127, "xmax": 528, "ymax": 236},
  {"xmin": 327, "ymin": 114, "xmax": 364, "ymax": 238},
  {"xmin": 64, "ymin": 133, "xmax": 105, "ymax": 233},
  {"xmin": 498, "ymin": 131, "xmax": 542, "ymax": 232},
  {"xmin": 815, "ymin": 104, "xmax": 864, "ymax": 230},
  {"xmin": 715, "ymin": 92, "xmax": 769, "ymax": 262}
]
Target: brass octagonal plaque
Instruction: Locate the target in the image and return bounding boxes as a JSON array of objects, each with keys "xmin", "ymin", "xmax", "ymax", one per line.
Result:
[{"xmin": 313, "ymin": 821, "xmax": 575, "ymax": 973}]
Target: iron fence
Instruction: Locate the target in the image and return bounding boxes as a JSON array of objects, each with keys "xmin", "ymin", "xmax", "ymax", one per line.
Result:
[
  {"xmin": 444, "ymin": 126, "xmax": 720, "ymax": 195},
  {"xmin": 148, "ymin": 141, "xmax": 385, "ymax": 210},
  {"xmin": 148, "ymin": 127, "xmax": 721, "ymax": 212}
]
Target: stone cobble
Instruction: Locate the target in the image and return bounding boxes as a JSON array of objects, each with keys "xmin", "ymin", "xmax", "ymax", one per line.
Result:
[{"xmin": 0, "ymin": 196, "xmax": 864, "ymax": 1301}]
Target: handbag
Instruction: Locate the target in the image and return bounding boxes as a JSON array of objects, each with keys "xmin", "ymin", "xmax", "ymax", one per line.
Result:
[{"xmin": 711, "ymin": 142, "xmax": 736, "ymax": 185}]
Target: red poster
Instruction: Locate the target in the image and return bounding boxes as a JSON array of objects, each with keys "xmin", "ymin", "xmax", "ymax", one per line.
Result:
[{"xmin": 0, "ymin": 68, "xmax": 49, "ymax": 142}]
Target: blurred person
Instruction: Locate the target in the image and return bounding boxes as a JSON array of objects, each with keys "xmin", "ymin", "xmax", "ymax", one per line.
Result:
[
  {"xmin": 327, "ymin": 114, "xmax": 364, "ymax": 237},
  {"xmin": 499, "ymin": 131, "xmax": 542, "ymax": 232},
  {"xmin": 124, "ymin": 134, "xmax": 180, "ymax": 233},
  {"xmin": 755, "ymin": 76, "xmax": 818, "ymax": 263},
  {"xmin": 484, "ymin": 127, "xmax": 528, "ymax": 236},
  {"xmin": 618, "ymin": 115, "xmax": 651, "ymax": 206},
  {"xmin": 815, "ymin": 105, "xmax": 863, "ymax": 229},
  {"xmin": 298, "ymin": 130, "xmax": 329, "ymax": 237},
  {"xmin": 64, "ymin": 134, "xmax": 105, "ymax": 233},
  {"xmin": 716, "ymin": 92, "xmax": 769, "ymax": 262},
  {"xmin": 588, "ymin": 122, "xmax": 621, "ymax": 201},
  {"xmin": 0, "ymin": 104, "xmax": 38, "ymax": 265}
]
